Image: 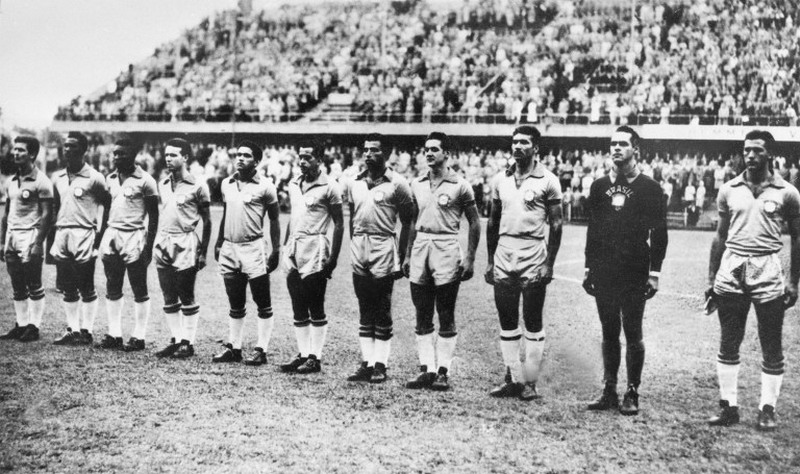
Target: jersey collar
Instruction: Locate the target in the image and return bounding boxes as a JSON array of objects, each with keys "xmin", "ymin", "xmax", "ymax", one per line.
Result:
[
  {"xmin": 730, "ymin": 171, "xmax": 786, "ymax": 189},
  {"xmin": 13, "ymin": 167, "xmax": 39, "ymax": 182},
  {"xmin": 108, "ymin": 165, "xmax": 145, "ymax": 181},
  {"xmin": 505, "ymin": 161, "xmax": 545, "ymax": 179},
  {"xmin": 608, "ymin": 165, "xmax": 641, "ymax": 184},
  {"xmin": 419, "ymin": 167, "xmax": 459, "ymax": 183}
]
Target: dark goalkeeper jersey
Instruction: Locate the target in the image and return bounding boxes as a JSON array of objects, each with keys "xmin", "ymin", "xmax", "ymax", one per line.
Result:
[{"xmin": 585, "ymin": 173, "xmax": 668, "ymax": 277}]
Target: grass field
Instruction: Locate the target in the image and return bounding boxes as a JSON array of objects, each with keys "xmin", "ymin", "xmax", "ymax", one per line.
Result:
[{"xmin": 1, "ymin": 210, "xmax": 799, "ymax": 473}]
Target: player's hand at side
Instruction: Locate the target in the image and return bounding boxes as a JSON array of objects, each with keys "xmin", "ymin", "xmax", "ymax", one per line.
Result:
[
  {"xmin": 539, "ymin": 262, "xmax": 554, "ymax": 286},
  {"xmin": 782, "ymin": 282, "xmax": 798, "ymax": 310},
  {"xmin": 267, "ymin": 249, "xmax": 280, "ymax": 273},
  {"xmin": 29, "ymin": 241, "xmax": 44, "ymax": 260},
  {"xmin": 140, "ymin": 247, "xmax": 152, "ymax": 267},
  {"xmin": 196, "ymin": 251, "xmax": 206, "ymax": 271},
  {"xmin": 0, "ymin": 248, "xmax": 5, "ymax": 263},
  {"xmin": 582, "ymin": 269, "xmax": 596, "ymax": 296},
  {"xmin": 214, "ymin": 244, "xmax": 221, "ymax": 262},
  {"xmin": 459, "ymin": 259, "xmax": 475, "ymax": 281},
  {"xmin": 401, "ymin": 256, "xmax": 411, "ymax": 279},
  {"xmin": 321, "ymin": 257, "xmax": 337, "ymax": 279},
  {"xmin": 484, "ymin": 263, "xmax": 495, "ymax": 285},
  {"xmin": 643, "ymin": 274, "xmax": 659, "ymax": 300}
]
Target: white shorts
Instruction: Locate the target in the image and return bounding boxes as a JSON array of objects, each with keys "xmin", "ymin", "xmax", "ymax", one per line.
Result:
[
  {"xmin": 51, "ymin": 227, "xmax": 96, "ymax": 264},
  {"xmin": 350, "ymin": 234, "xmax": 399, "ymax": 279},
  {"xmin": 154, "ymin": 232, "xmax": 199, "ymax": 271},
  {"xmin": 219, "ymin": 239, "xmax": 268, "ymax": 279},
  {"xmin": 4, "ymin": 229, "xmax": 38, "ymax": 263},
  {"xmin": 714, "ymin": 250, "xmax": 784, "ymax": 303},
  {"xmin": 493, "ymin": 236, "xmax": 547, "ymax": 288},
  {"xmin": 283, "ymin": 234, "xmax": 329, "ymax": 278},
  {"xmin": 409, "ymin": 233, "xmax": 462, "ymax": 286},
  {"xmin": 100, "ymin": 228, "xmax": 146, "ymax": 265}
]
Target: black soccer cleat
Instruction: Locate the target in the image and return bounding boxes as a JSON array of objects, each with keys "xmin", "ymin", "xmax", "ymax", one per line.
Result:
[
  {"xmin": 587, "ymin": 386, "xmax": 619, "ymax": 411},
  {"xmin": 756, "ymin": 405, "xmax": 777, "ymax": 432},
  {"xmin": 519, "ymin": 382, "xmax": 538, "ymax": 401},
  {"xmin": 171, "ymin": 340, "xmax": 195, "ymax": 359},
  {"xmin": 708, "ymin": 400, "xmax": 739, "ymax": 427},
  {"xmin": 123, "ymin": 337, "xmax": 146, "ymax": 352},
  {"xmin": 212, "ymin": 343, "xmax": 242, "ymax": 363},
  {"xmin": 347, "ymin": 361, "xmax": 374, "ymax": 382},
  {"xmin": 0, "ymin": 323, "xmax": 25, "ymax": 340},
  {"xmin": 54, "ymin": 328, "xmax": 80, "ymax": 346},
  {"xmin": 295, "ymin": 354, "xmax": 322, "ymax": 374},
  {"xmin": 155, "ymin": 338, "xmax": 181, "ymax": 358},
  {"xmin": 430, "ymin": 368, "xmax": 450, "ymax": 392},
  {"xmin": 489, "ymin": 368, "xmax": 522, "ymax": 398},
  {"xmin": 369, "ymin": 363, "xmax": 388, "ymax": 384},
  {"xmin": 279, "ymin": 354, "xmax": 308, "ymax": 373},
  {"xmin": 18, "ymin": 324, "xmax": 40, "ymax": 343},
  {"xmin": 405, "ymin": 366, "xmax": 436, "ymax": 389},
  {"xmin": 243, "ymin": 347, "xmax": 267, "ymax": 366},
  {"xmin": 95, "ymin": 334, "xmax": 124, "ymax": 350},
  {"xmin": 76, "ymin": 329, "xmax": 94, "ymax": 346},
  {"xmin": 619, "ymin": 386, "xmax": 639, "ymax": 416}
]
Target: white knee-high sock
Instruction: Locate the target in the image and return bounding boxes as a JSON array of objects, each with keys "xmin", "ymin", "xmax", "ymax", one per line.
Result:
[
  {"xmin": 80, "ymin": 299, "xmax": 99, "ymax": 332},
  {"xmin": 717, "ymin": 362, "xmax": 740, "ymax": 406},
  {"xmin": 63, "ymin": 300, "xmax": 80, "ymax": 331},
  {"xmin": 29, "ymin": 298, "xmax": 45, "ymax": 327},
  {"xmin": 132, "ymin": 300, "xmax": 151, "ymax": 340},
  {"xmin": 436, "ymin": 334, "xmax": 458, "ymax": 372},
  {"xmin": 13, "ymin": 300, "xmax": 29, "ymax": 327},
  {"xmin": 229, "ymin": 318, "xmax": 245, "ymax": 349},
  {"xmin": 416, "ymin": 333, "xmax": 436, "ymax": 371},
  {"xmin": 256, "ymin": 317, "xmax": 275, "ymax": 350},
  {"xmin": 760, "ymin": 373, "xmax": 783, "ymax": 410},
  {"xmin": 373, "ymin": 338, "xmax": 392, "ymax": 366},
  {"xmin": 165, "ymin": 312, "xmax": 182, "ymax": 341},
  {"xmin": 294, "ymin": 324, "xmax": 311, "ymax": 357},
  {"xmin": 310, "ymin": 324, "xmax": 328, "ymax": 358},
  {"xmin": 105, "ymin": 298, "xmax": 124, "ymax": 338},
  {"xmin": 523, "ymin": 330, "xmax": 545, "ymax": 383},
  {"xmin": 359, "ymin": 337, "xmax": 374, "ymax": 366},
  {"xmin": 182, "ymin": 315, "xmax": 199, "ymax": 344},
  {"xmin": 500, "ymin": 329, "xmax": 523, "ymax": 383}
]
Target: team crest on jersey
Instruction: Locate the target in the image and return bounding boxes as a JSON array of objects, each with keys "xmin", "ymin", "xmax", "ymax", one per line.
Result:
[
  {"xmin": 763, "ymin": 199, "xmax": 779, "ymax": 215},
  {"xmin": 523, "ymin": 190, "xmax": 536, "ymax": 203},
  {"xmin": 437, "ymin": 193, "xmax": 450, "ymax": 206},
  {"xmin": 21, "ymin": 189, "xmax": 31, "ymax": 200},
  {"xmin": 73, "ymin": 188, "xmax": 84, "ymax": 197},
  {"xmin": 123, "ymin": 187, "xmax": 134, "ymax": 197},
  {"xmin": 305, "ymin": 196, "xmax": 315, "ymax": 207},
  {"xmin": 606, "ymin": 185, "xmax": 633, "ymax": 211},
  {"xmin": 177, "ymin": 194, "xmax": 186, "ymax": 205},
  {"xmin": 374, "ymin": 191, "xmax": 385, "ymax": 202},
  {"xmin": 241, "ymin": 193, "xmax": 252, "ymax": 203}
]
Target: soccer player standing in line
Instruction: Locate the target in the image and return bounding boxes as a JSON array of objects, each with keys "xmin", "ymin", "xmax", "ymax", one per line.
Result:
[
  {"xmin": 213, "ymin": 141, "xmax": 281, "ymax": 366},
  {"xmin": 402, "ymin": 132, "xmax": 481, "ymax": 391},
  {"xmin": 343, "ymin": 133, "xmax": 413, "ymax": 383},
  {"xmin": 51, "ymin": 132, "xmax": 110, "ymax": 346},
  {"xmin": 706, "ymin": 130, "xmax": 799, "ymax": 431},
  {"xmin": 97, "ymin": 139, "xmax": 159, "ymax": 352},
  {"xmin": 0, "ymin": 136, "xmax": 53, "ymax": 342},
  {"xmin": 485, "ymin": 125, "xmax": 563, "ymax": 401},
  {"xmin": 583, "ymin": 126, "xmax": 667, "ymax": 416},
  {"xmin": 279, "ymin": 139, "xmax": 344, "ymax": 374},
  {"xmin": 152, "ymin": 138, "xmax": 212, "ymax": 359}
]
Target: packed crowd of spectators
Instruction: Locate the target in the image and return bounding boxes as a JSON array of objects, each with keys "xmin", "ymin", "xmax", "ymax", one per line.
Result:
[{"xmin": 54, "ymin": 0, "xmax": 800, "ymax": 127}]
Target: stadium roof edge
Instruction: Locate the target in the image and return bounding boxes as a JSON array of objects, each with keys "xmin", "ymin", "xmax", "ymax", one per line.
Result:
[{"xmin": 48, "ymin": 121, "xmax": 800, "ymax": 142}]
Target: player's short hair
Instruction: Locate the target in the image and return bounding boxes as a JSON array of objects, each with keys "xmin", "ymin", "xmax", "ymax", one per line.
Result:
[
  {"xmin": 66, "ymin": 131, "xmax": 88, "ymax": 153},
  {"xmin": 114, "ymin": 137, "xmax": 141, "ymax": 153},
  {"xmin": 614, "ymin": 126, "xmax": 640, "ymax": 148},
  {"xmin": 14, "ymin": 136, "xmax": 40, "ymax": 158},
  {"xmin": 237, "ymin": 140, "xmax": 263, "ymax": 161},
  {"xmin": 744, "ymin": 129, "xmax": 775, "ymax": 152},
  {"xmin": 512, "ymin": 125, "xmax": 541, "ymax": 143},
  {"xmin": 426, "ymin": 131, "xmax": 449, "ymax": 150},
  {"xmin": 165, "ymin": 138, "xmax": 192, "ymax": 158},
  {"xmin": 297, "ymin": 137, "xmax": 326, "ymax": 160},
  {"xmin": 364, "ymin": 133, "xmax": 386, "ymax": 150}
]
